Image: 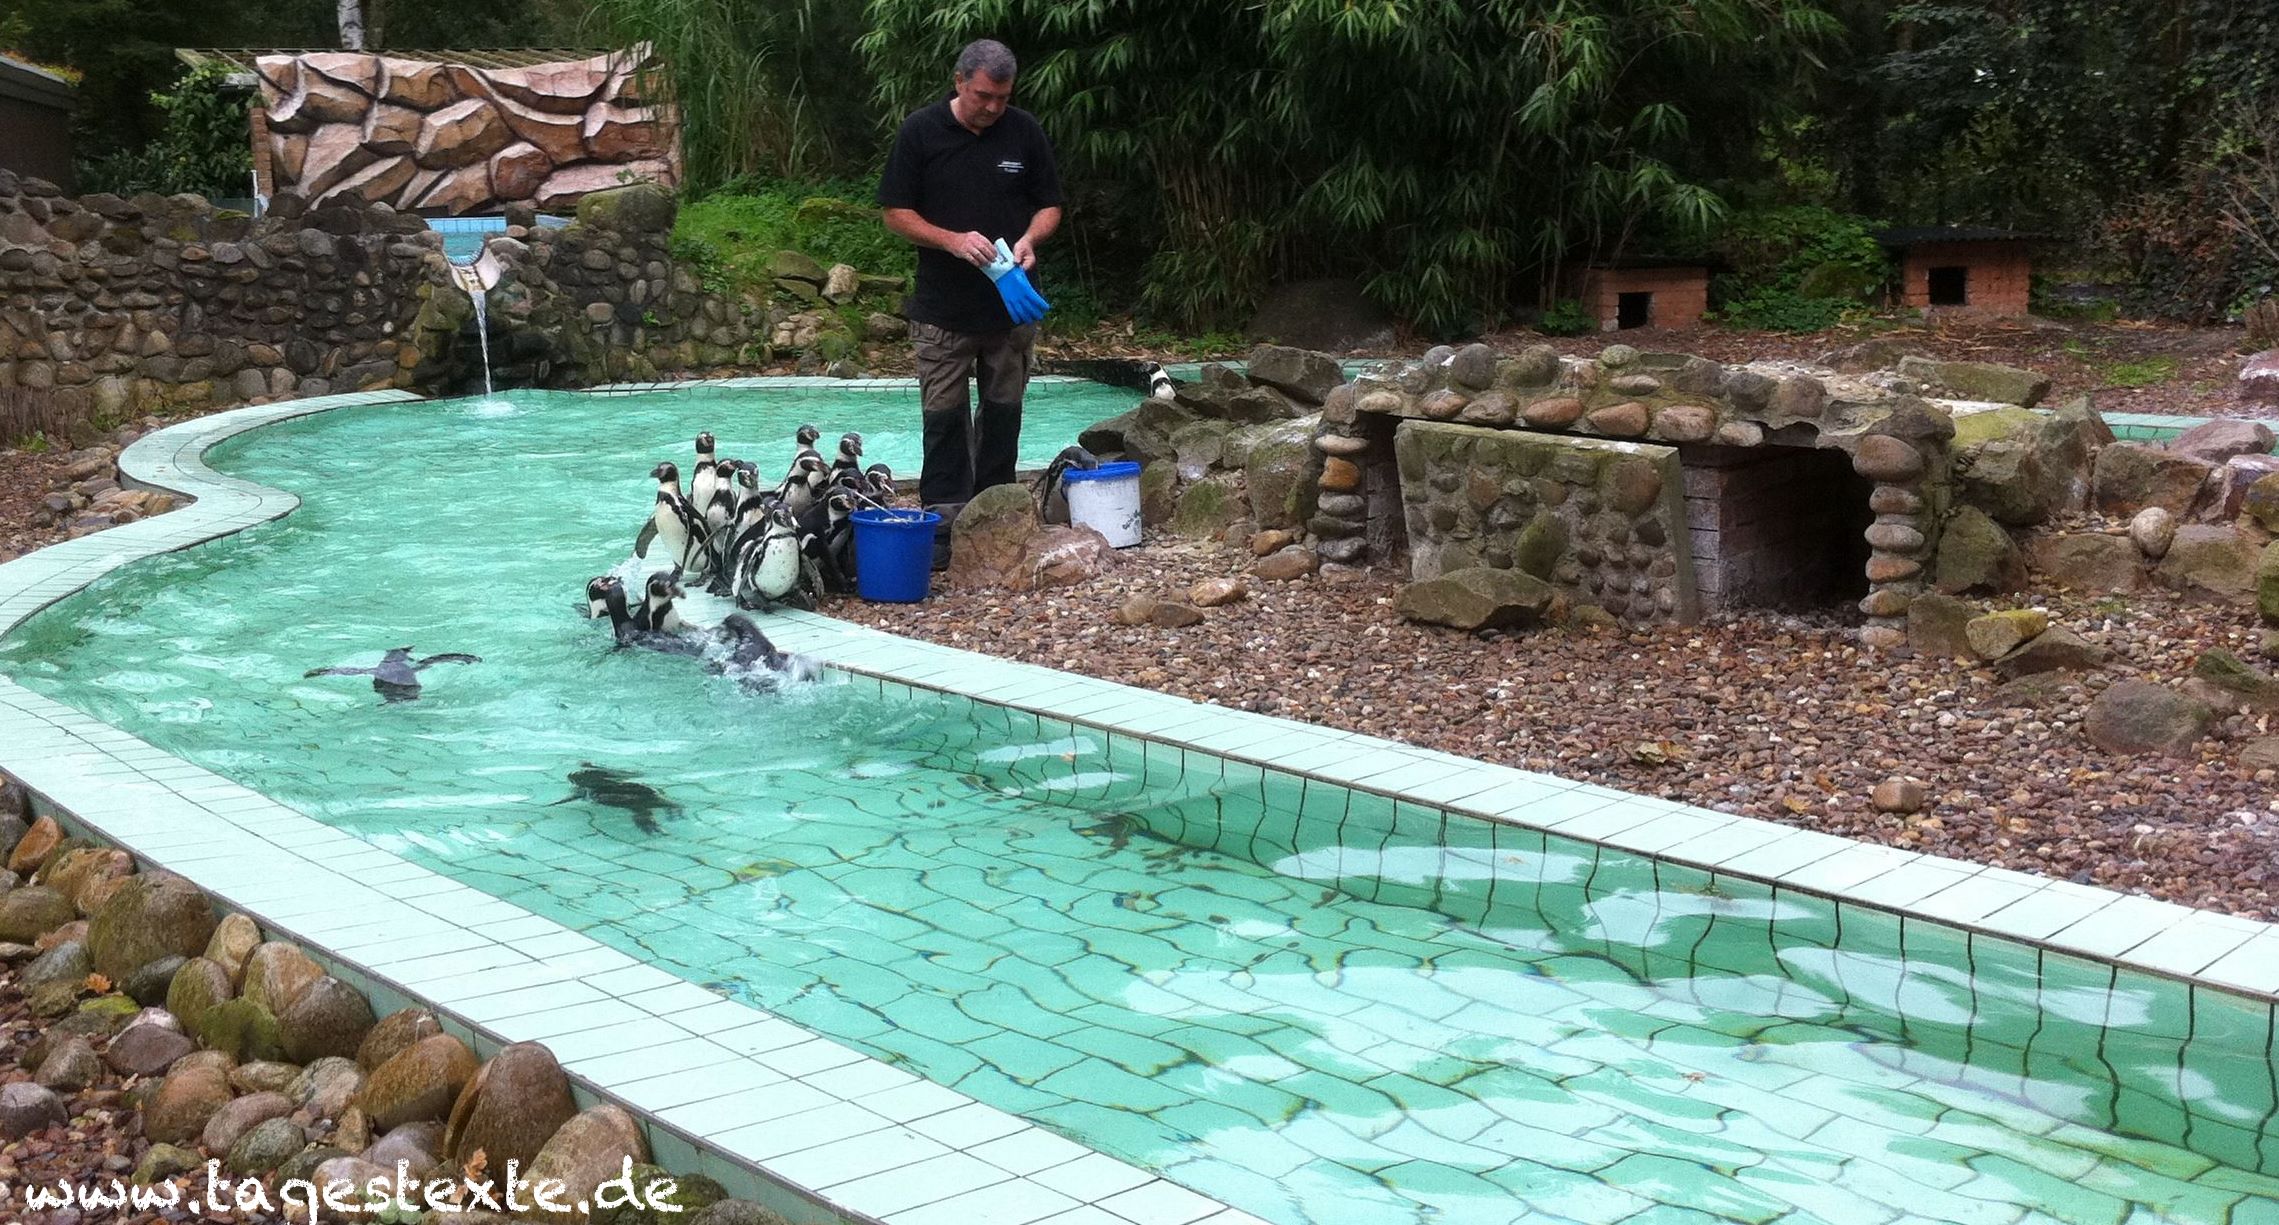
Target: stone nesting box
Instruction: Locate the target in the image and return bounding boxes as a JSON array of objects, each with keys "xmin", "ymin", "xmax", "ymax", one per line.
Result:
[
  {"xmin": 1577, "ymin": 261, "xmax": 1710, "ymax": 331},
  {"xmin": 1877, "ymin": 227, "xmax": 2043, "ymax": 317}
]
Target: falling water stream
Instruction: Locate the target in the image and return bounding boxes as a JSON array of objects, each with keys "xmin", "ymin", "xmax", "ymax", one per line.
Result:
[{"xmin": 449, "ymin": 261, "xmax": 494, "ymax": 397}]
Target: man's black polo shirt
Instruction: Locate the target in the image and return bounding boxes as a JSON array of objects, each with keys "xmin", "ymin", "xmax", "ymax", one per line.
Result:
[{"xmin": 877, "ymin": 97, "xmax": 1062, "ymax": 333}]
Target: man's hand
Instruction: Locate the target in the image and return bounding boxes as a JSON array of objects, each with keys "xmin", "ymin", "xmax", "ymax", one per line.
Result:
[
  {"xmin": 949, "ymin": 230, "xmax": 996, "ymax": 267},
  {"xmin": 1012, "ymin": 236, "xmax": 1038, "ymax": 270}
]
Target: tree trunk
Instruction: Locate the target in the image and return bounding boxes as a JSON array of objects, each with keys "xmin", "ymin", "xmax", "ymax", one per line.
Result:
[{"xmin": 338, "ymin": 0, "xmax": 366, "ymax": 50}]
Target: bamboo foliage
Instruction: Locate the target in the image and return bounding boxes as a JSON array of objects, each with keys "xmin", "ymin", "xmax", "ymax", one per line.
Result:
[
  {"xmin": 584, "ymin": 0, "xmax": 870, "ymax": 188},
  {"xmin": 861, "ymin": 0, "xmax": 1836, "ymax": 332}
]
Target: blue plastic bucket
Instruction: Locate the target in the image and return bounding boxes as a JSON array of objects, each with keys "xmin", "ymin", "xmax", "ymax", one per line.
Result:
[{"xmin": 852, "ymin": 508, "xmax": 943, "ymax": 602}]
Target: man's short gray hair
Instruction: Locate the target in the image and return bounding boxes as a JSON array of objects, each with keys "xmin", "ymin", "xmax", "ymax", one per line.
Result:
[{"xmin": 955, "ymin": 39, "xmax": 1017, "ymax": 82}]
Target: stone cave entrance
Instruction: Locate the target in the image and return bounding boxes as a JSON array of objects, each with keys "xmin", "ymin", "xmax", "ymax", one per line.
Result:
[{"xmin": 1680, "ymin": 443, "xmax": 1876, "ymax": 614}]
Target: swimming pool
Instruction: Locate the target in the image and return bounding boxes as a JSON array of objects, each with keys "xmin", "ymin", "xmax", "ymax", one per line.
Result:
[{"xmin": 3, "ymin": 387, "xmax": 2276, "ymax": 1224}]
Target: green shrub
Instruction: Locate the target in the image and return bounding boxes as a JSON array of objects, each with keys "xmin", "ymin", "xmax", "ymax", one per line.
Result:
[
  {"xmin": 1537, "ymin": 299, "xmax": 1597, "ymax": 337},
  {"xmin": 1708, "ymin": 205, "xmax": 1889, "ymax": 332},
  {"xmin": 675, "ymin": 181, "xmax": 915, "ymax": 301},
  {"xmin": 78, "ymin": 62, "xmax": 250, "ymax": 199}
]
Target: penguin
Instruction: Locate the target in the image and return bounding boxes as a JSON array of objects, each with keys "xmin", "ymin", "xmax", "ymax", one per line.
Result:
[
  {"xmin": 703, "ymin": 460, "xmax": 749, "ymax": 552},
  {"xmin": 729, "ymin": 497, "xmax": 816, "ymax": 610},
  {"xmin": 708, "ymin": 614, "xmax": 825, "ymax": 692},
  {"xmin": 863, "ymin": 462, "xmax": 897, "ymax": 504},
  {"xmin": 637, "ymin": 461, "xmax": 715, "ymax": 580},
  {"xmin": 689, "ymin": 432, "xmax": 720, "ymax": 519},
  {"xmin": 797, "ymin": 487, "xmax": 858, "ymax": 594},
  {"xmin": 775, "ymin": 452, "xmax": 828, "ymax": 518},
  {"xmin": 592, "ymin": 575, "xmax": 703, "ymax": 654},
  {"xmin": 1145, "ymin": 361, "xmax": 1175, "ymax": 402},
  {"xmin": 829, "ymin": 432, "xmax": 864, "ymax": 485},
  {"xmin": 305, "ymin": 646, "xmax": 480, "ymax": 703},
  {"xmin": 795, "ymin": 422, "xmax": 821, "ymax": 451},
  {"xmin": 1039, "ymin": 445, "xmax": 1100, "ymax": 526},
  {"xmin": 636, "ymin": 568, "xmax": 690, "ymax": 634},
  {"xmin": 582, "ymin": 575, "xmax": 616, "ymax": 619},
  {"xmin": 552, "ymin": 763, "xmax": 681, "ymax": 835}
]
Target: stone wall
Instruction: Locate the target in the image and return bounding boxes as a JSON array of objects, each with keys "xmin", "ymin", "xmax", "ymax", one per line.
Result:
[
  {"xmin": 0, "ymin": 173, "xmax": 437, "ymax": 416},
  {"xmin": 0, "ymin": 176, "xmax": 775, "ymax": 414},
  {"xmin": 254, "ymin": 50, "xmax": 676, "ymax": 215},
  {"xmin": 432, "ymin": 186, "xmax": 761, "ymax": 389},
  {"xmin": 1396, "ymin": 422, "xmax": 1698, "ymax": 624}
]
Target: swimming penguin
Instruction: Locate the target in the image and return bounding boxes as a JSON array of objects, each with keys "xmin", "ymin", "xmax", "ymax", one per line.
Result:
[
  {"xmin": 1039, "ymin": 445, "xmax": 1100, "ymax": 526},
  {"xmin": 636, "ymin": 568, "xmax": 690, "ymax": 634},
  {"xmin": 637, "ymin": 461, "xmax": 715, "ymax": 580},
  {"xmin": 582, "ymin": 575, "xmax": 616, "ymax": 619},
  {"xmin": 305, "ymin": 646, "xmax": 480, "ymax": 703},
  {"xmin": 1144, "ymin": 361, "xmax": 1175, "ymax": 402},
  {"xmin": 552, "ymin": 763, "xmax": 682, "ymax": 835},
  {"xmin": 591, "ymin": 575, "xmax": 703, "ymax": 653},
  {"xmin": 708, "ymin": 614, "xmax": 825, "ymax": 692},
  {"xmin": 689, "ymin": 432, "xmax": 720, "ymax": 518}
]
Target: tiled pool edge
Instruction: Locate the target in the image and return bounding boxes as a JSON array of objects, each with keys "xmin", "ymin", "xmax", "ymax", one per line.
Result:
[
  {"xmin": 1, "ymin": 391, "xmax": 1266, "ymax": 1225},
  {"xmin": 0, "ymin": 388, "xmax": 2273, "ymax": 1219}
]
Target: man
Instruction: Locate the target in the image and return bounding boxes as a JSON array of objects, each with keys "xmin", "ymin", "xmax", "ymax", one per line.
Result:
[{"xmin": 877, "ymin": 38, "xmax": 1063, "ymax": 568}]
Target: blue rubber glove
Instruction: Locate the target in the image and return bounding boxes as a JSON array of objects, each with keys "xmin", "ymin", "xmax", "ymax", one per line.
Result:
[{"xmin": 982, "ymin": 238, "xmax": 1050, "ymax": 326}]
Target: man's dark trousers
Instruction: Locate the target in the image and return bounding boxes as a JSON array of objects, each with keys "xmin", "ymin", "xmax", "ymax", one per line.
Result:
[{"xmin": 914, "ymin": 320, "xmax": 1036, "ymax": 545}]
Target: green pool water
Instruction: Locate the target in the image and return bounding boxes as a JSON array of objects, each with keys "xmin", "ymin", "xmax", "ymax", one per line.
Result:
[{"xmin": 4, "ymin": 388, "xmax": 2278, "ymax": 1224}]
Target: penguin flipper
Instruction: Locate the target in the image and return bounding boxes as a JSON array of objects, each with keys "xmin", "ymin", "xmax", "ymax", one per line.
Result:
[
  {"xmin": 304, "ymin": 666, "xmax": 371, "ymax": 678},
  {"xmin": 633, "ymin": 521, "xmax": 658, "ymax": 558},
  {"xmin": 415, "ymin": 653, "xmax": 481, "ymax": 668}
]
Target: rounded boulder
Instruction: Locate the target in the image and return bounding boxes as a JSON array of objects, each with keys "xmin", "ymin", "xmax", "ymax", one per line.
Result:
[
  {"xmin": 86, "ymin": 872, "xmax": 217, "ymax": 980},
  {"xmin": 445, "ymin": 1041, "xmax": 578, "ymax": 1173},
  {"xmin": 355, "ymin": 1033, "xmax": 479, "ymax": 1132},
  {"xmin": 281, "ymin": 975, "xmax": 377, "ymax": 1063}
]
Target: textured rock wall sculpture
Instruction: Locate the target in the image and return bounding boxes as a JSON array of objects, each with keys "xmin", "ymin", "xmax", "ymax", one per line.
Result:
[{"xmin": 255, "ymin": 50, "xmax": 678, "ymax": 215}]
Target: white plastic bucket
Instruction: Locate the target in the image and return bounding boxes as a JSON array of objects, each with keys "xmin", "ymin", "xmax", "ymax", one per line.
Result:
[{"xmin": 1063, "ymin": 460, "xmax": 1143, "ymax": 547}]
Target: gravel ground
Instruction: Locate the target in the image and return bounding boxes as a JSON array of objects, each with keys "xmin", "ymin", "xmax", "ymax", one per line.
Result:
[
  {"xmin": 832, "ymin": 532, "xmax": 2279, "ymax": 923},
  {"xmin": 0, "ymin": 958, "xmax": 255, "ymax": 1225}
]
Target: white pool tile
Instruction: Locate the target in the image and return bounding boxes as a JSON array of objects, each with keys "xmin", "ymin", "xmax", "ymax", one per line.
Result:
[
  {"xmin": 711, "ymin": 1100, "xmax": 894, "ymax": 1160},
  {"xmin": 1096, "ymin": 1179, "xmax": 1223, "ymax": 1225},
  {"xmin": 569, "ymin": 1036, "xmax": 740, "ymax": 1085},
  {"xmin": 856, "ymin": 1078, "xmax": 973, "ymax": 1124},
  {"xmin": 908, "ymin": 1101, "xmax": 1030, "ymax": 1149},
  {"xmin": 614, "ymin": 1059, "xmax": 788, "ymax": 1113},
  {"xmin": 968, "ymin": 1128, "xmax": 1094, "ymax": 1177},
  {"xmin": 1029, "ymin": 1152, "xmax": 1156, "ymax": 1201},
  {"xmin": 826, "ymin": 1152, "xmax": 1013, "ymax": 1219},
  {"xmin": 2044, "ymin": 894, "xmax": 2197, "ymax": 960},
  {"xmin": 2123, "ymin": 912, "xmax": 2261, "ymax": 977},
  {"xmin": 772, "ymin": 1125, "xmax": 952, "ymax": 1191},
  {"xmin": 887, "ymin": 1178, "xmax": 1083, "ymax": 1225},
  {"xmin": 752, "ymin": 1036, "xmax": 867, "ymax": 1077}
]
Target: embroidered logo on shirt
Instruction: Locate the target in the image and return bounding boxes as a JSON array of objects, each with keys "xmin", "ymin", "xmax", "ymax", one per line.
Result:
[{"xmin": 996, "ymin": 160, "xmax": 1024, "ymax": 174}]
